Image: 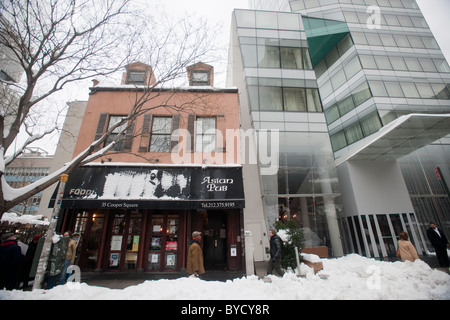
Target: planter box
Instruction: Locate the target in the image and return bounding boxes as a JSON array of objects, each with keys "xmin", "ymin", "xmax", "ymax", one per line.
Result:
[{"xmin": 302, "ymin": 259, "xmax": 323, "ymax": 274}]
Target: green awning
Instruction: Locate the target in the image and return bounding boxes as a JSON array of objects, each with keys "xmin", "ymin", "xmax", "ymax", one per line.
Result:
[{"xmin": 302, "ymin": 16, "xmax": 350, "ymax": 66}]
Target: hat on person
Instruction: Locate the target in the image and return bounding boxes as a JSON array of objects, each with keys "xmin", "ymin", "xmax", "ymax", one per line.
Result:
[{"xmin": 1, "ymin": 232, "xmax": 16, "ymax": 242}]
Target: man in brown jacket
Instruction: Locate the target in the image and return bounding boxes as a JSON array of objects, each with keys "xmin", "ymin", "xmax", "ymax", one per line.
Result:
[
  {"xmin": 60, "ymin": 232, "xmax": 80, "ymax": 285},
  {"xmin": 186, "ymin": 231, "xmax": 205, "ymax": 277}
]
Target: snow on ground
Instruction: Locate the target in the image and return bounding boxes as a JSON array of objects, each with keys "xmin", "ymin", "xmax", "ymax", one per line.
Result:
[{"xmin": 1, "ymin": 254, "xmax": 449, "ymax": 300}]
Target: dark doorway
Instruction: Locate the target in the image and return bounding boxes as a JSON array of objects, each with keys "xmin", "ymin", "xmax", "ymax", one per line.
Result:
[{"xmin": 203, "ymin": 212, "xmax": 227, "ymax": 270}]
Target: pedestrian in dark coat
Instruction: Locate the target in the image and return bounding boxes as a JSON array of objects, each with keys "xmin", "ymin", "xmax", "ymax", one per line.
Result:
[
  {"xmin": 20, "ymin": 235, "xmax": 41, "ymax": 288},
  {"xmin": 267, "ymin": 229, "xmax": 285, "ymax": 277},
  {"xmin": 0, "ymin": 233, "xmax": 24, "ymax": 290},
  {"xmin": 426, "ymin": 222, "xmax": 449, "ymax": 267}
]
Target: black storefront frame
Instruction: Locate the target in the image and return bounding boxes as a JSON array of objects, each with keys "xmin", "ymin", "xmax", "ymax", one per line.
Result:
[
  {"xmin": 59, "ymin": 165, "xmax": 245, "ymax": 211},
  {"xmin": 58, "ymin": 165, "xmax": 245, "ymax": 273},
  {"xmin": 63, "ymin": 207, "xmax": 244, "ymax": 273}
]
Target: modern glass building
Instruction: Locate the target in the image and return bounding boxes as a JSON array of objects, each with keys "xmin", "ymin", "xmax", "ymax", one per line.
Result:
[{"xmin": 227, "ymin": 0, "xmax": 450, "ymax": 264}]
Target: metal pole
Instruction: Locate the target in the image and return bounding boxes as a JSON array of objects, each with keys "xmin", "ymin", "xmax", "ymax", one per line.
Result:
[
  {"xmin": 294, "ymin": 246, "xmax": 301, "ymax": 276},
  {"xmin": 32, "ymin": 174, "xmax": 68, "ymax": 290}
]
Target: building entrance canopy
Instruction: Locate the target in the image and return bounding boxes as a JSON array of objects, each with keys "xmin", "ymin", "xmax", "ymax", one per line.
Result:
[
  {"xmin": 59, "ymin": 165, "xmax": 245, "ymax": 210},
  {"xmin": 336, "ymin": 113, "xmax": 450, "ymax": 166}
]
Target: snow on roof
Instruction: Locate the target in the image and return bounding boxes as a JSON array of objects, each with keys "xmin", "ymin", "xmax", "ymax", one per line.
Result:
[{"xmin": 89, "ymin": 83, "xmax": 238, "ymax": 93}]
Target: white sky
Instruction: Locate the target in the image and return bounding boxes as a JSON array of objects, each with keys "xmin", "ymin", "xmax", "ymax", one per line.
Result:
[
  {"xmin": 62, "ymin": 0, "xmax": 450, "ymax": 97},
  {"xmin": 16, "ymin": 0, "xmax": 450, "ymax": 155}
]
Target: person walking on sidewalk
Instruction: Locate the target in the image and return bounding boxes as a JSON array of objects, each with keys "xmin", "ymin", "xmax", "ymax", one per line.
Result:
[
  {"xmin": 267, "ymin": 229, "xmax": 284, "ymax": 277},
  {"xmin": 0, "ymin": 233, "xmax": 24, "ymax": 290},
  {"xmin": 187, "ymin": 231, "xmax": 205, "ymax": 277},
  {"xmin": 396, "ymin": 231, "xmax": 419, "ymax": 262}
]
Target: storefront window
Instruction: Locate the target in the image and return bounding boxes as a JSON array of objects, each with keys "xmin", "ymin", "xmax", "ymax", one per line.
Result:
[
  {"xmin": 85, "ymin": 212, "xmax": 104, "ymax": 269},
  {"xmin": 125, "ymin": 212, "xmax": 141, "ymax": 270},
  {"xmin": 74, "ymin": 211, "xmax": 89, "ymax": 234},
  {"xmin": 148, "ymin": 213, "xmax": 179, "ymax": 271},
  {"xmin": 108, "ymin": 213, "xmax": 126, "ymax": 270}
]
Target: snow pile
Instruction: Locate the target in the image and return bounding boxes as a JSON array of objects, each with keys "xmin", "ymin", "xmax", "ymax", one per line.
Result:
[
  {"xmin": 1, "ymin": 254, "xmax": 449, "ymax": 300},
  {"xmin": 301, "ymin": 253, "xmax": 321, "ymax": 263},
  {"xmin": 0, "ymin": 212, "xmax": 49, "ymax": 226}
]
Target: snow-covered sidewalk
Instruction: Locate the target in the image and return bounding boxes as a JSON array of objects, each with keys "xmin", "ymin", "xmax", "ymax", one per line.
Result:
[{"xmin": 1, "ymin": 254, "xmax": 449, "ymax": 300}]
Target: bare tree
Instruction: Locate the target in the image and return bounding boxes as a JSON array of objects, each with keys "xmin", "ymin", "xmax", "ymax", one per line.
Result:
[{"xmin": 0, "ymin": 0, "xmax": 221, "ymax": 216}]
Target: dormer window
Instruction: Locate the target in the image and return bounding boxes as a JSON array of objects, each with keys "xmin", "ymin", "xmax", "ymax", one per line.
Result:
[
  {"xmin": 191, "ymin": 71, "xmax": 210, "ymax": 86},
  {"xmin": 187, "ymin": 62, "xmax": 214, "ymax": 87},
  {"xmin": 122, "ymin": 62, "xmax": 156, "ymax": 86},
  {"xmin": 127, "ymin": 70, "xmax": 146, "ymax": 85}
]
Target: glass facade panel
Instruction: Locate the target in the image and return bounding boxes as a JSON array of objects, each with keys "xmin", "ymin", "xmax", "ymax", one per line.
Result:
[
  {"xmin": 352, "ymin": 82, "xmax": 372, "ymax": 105},
  {"xmin": 360, "ymin": 112, "xmax": 382, "ymax": 136},
  {"xmin": 281, "ymin": 47, "xmax": 302, "ymax": 69},
  {"xmin": 369, "ymin": 81, "xmax": 388, "ymax": 97},
  {"xmin": 258, "ymin": 45, "xmax": 280, "ymax": 68},
  {"xmin": 331, "ymin": 131, "xmax": 347, "ymax": 151},
  {"xmin": 415, "ymin": 83, "xmax": 434, "ymax": 98},
  {"xmin": 241, "ymin": 45, "xmax": 258, "ymax": 68},
  {"xmin": 345, "ymin": 122, "xmax": 363, "ymax": 144},
  {"xmin": 389, "ymin": 56, "xmax": 408, "ymax": 71},
  {"xmin": 260, "ymin": 86, "xmax": 283, "ymax": 111},
  {"xmin": 325, "ymin": 105, "xmax": 340, "ymax": 124},
  {"xmin": 404, "ymin": 57, "xmax": 422, "ymax": 72},
  {"xmin": 331, "ymin": 68, "xmax": 346, "ymax": 89},
  {"xmin": 306, "ymin": 88, "xmax": 322, "ymax": 112},
  {"xmin": 360, "ymin": 55, "xmax": 377, "ymax": 69},
  {"xmin": 284, "ymin": 87, "xmax": 306, "ymax": 111},
  {"xmin": 374, "ymin": 56, "xmax": 392, "ymax": 70},
  {"xmin": 233, "ymin": 5, "xmax": 450, "ymax": 260},
  {"xmin": 344, "ymin": 56, "xmax": 361, "ymax": 78},
  {"xmin": 419, "ymin": 58, "xmax": 437, "ymax": 72},
  {"xmin": 338, "ymin": 95, "xmax": 354, "ymax": 116},
  {"xmin": 400, "ymin": 82, "xmax": 420, "ymax": 98},
  {"xmin": 384, "ymin": 81, "xmax": 404, "ymax": 97}
]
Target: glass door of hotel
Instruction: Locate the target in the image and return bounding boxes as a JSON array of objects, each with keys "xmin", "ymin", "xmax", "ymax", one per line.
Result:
[{"xmin": 106, "ymin": 210, "xmax": 142, "ymax": 271}]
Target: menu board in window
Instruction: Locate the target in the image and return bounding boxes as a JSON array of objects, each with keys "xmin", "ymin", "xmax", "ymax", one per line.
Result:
[
  {"xmin": 151, "ymin": 236, "xmax": 161, "ymax": 250},
  {"xmin": 166, "ymin": 253, "xmax": 176, "ymax": 268}
]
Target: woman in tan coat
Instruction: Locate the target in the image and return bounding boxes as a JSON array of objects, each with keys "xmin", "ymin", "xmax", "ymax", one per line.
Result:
[
  {"xmin": 186, "ymin": 231, "xmax": 205, "ymax": 277},
  {"xmin": 397, "ymin": 231, "xmax": 420, "ymax": 262}
]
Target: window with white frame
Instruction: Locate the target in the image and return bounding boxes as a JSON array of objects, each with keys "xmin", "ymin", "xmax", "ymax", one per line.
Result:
[
  {"xmin": 149, "ymin": 117, "xmax": 173, "ymax": 152},
  {"xmin": 195, "ymin": 117, "xmax": 216, "ymax": 152},
  {"xmin": 105, "ymin": 115, "xmax": 128, "ymax": 151}
]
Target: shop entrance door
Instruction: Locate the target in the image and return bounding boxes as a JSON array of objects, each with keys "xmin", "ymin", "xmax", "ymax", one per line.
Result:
[
  {"xmin": 105, "ymin": 210, "xmax": 142, "ymax": 271},
  {"xmin": 203, "ymin": 212, "xmax": 227, "ymax": 269}
]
